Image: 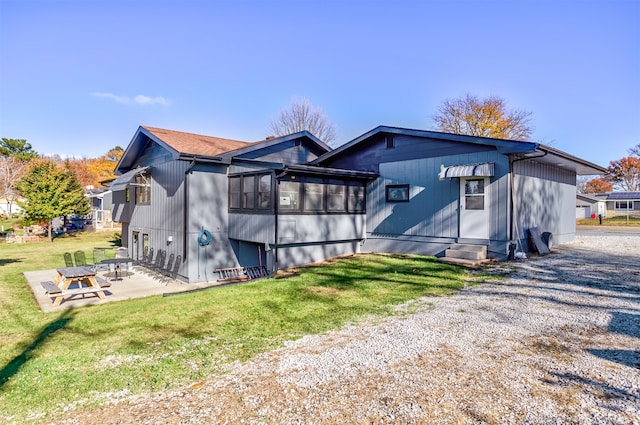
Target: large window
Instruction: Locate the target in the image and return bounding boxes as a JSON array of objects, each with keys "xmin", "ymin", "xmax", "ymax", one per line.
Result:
[
  {"xmin": 243, "ymin": 175, "xmax": 255, "ymax": 209},
  {"xmin": 258, "ymin": 174, "xmax": 272, "ymax": 209},
  {"xmin": 304, "ymin": 178, "xmax": 325, "ymax": 212},
  {"xmin": 229, "ymin": 173, "xmax": 273, "ymax": 212},
  {"xmin": 348, "ymin": 183, "xmax": 365, "ymax": 212},
  {"xmin": 279, "ymin": 180, "xmax": 300, "ymax": 210},
  {"xmin": 229, "ymin": 176, "xmax": 241, "ymax": 209},
  {"xmin": 614, "ymin": 200, "xmax": 634, "ymax": 210},
  {"xmin": 327, "ymin": 180, "xmax": 346, "ymax": 212},
  {"xmin": 135, "ymin": 172, "xmax": 151, "ymax": 205},
  {"xmin": 231, "ymin": 173, "xmax": 366, "ymax": 214}
]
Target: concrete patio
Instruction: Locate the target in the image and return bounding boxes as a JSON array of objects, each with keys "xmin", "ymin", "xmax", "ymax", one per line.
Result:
[{"xmin": 24, "ymin": 266, "xmax": 225, "ymax": 313}]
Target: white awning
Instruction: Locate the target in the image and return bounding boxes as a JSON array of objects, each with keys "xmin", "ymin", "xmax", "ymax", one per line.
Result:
[
  {"xmin": 109, "ymin": 167, "xmax": 150, "ymax": 191},
  {"xmin": 439, "ymin": 163, "xmax": 494, "ymax": 180}
]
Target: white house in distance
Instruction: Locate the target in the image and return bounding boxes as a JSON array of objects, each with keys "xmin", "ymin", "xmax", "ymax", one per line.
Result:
[{"xmin": 109, "ymin": 125, "xmax": 606, "ymax": 283}]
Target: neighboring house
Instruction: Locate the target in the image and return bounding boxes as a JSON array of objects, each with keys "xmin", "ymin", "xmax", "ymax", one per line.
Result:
[
  {"xmin": 0, "ymin": 196, "xmax": 24, "ymax": 217},
  {"xmin": 576, "ymin": 193, "xmax": 606, "ymax": 219},
  {"xmin": 85, "ymin": 187, "xmax": 117, "ymax": 229},
  {"xmin": 110, "ymin": 125, "xmax": 605, "ymax": 283},
  {"xmin": 594, "ymin": 192, "xmax": 640, "ymax": 218},
  {"xmin": 312, "ymin": 126, "xmax": 605, "ymax": 258}
]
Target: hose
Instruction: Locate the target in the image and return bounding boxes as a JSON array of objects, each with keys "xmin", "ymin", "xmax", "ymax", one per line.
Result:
[{"xmin": 197, "ymin": 228, "xmax": 213, "ymax": 280}]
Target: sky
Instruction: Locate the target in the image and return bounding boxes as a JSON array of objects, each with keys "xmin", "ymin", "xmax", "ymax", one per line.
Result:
[{"xmin": 0, "ymin": 0, "xmax": 638, "ymax": 168}]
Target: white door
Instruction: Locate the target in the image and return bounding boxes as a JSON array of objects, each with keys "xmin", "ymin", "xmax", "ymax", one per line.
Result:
[{"xmin": 459, "ymin": 177, "xmax": 490, "ymax": 239}]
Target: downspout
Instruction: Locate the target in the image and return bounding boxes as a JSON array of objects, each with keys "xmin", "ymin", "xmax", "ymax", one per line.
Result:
[
  {"xmin": 274, "ymin": 171, "xmax": 279, "ymax": 274},
  {"xmin": 184, "ymin": 159, "xmax": 198, "ymax": 262},
  {"xmin": 509, "ymin": 150, "xmax": 548, "ymax": 243}
]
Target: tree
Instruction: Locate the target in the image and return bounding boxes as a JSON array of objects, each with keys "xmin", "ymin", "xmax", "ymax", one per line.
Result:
[
  {"xmin": 16, "ymin": 159, "xmax": 91, "ymax": 242},
  {"xmin": 432, "ymin": 94, "xmax": 533, "ymax": 141},
  {"xmin": 582, "ymin": 177, "xmax": 613, "ymax": 194},
  {"xmin": 605, "ymin": 156, "xmax": 640, "ymax": 191},
  {"xmin": 0, "ymin": 156, "xmax": 28, "ymax": 217},
  {"xmin": 629, "ymin": 143, "xmax": 640, "ymax": 157},
  {"xmin": 65, "ymin": 147, "xmax": 123, "ymax": 189},
  {"xmin": 269, "ymin": 97, "xmax": 336, "ymax": 145},
  {"xmin": 1, "ymin": 138, "xmax": 38, "ymax": 161}
]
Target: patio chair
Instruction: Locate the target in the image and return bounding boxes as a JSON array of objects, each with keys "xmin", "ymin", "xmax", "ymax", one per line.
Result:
[
  {"xmin": 152, "ymin": 250, "xmax": 166, "ymax": 272},
  {"xmin": 162, "ymin": 253, "xmax": 175, "ymax": 277},
  {"xmin": 169, "ymin": 255, "xmax": 181, "ymax": 280},
  {"xmin": 74, "ymin": 250, "xmax": 88, "ymax": 267},
  {"xmin": 144, "ymin": 248, "xmax": 154, "ymax": 266},
  {"xmin": 63, "ymin": 252, "xmax": 74, "ymax": 268},
  {"xmin": 92, "ymin": 248, "xmax": 109, "ymax": 271}
]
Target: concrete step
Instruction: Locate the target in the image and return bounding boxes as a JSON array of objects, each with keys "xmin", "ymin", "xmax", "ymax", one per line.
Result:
[
  {"xmin": 447, "ymin": 244, "xmax": 487, "ymax": 256},
  {"xmin": 436, "ymin": 256, "xmax": 492, "ymax": 267}
]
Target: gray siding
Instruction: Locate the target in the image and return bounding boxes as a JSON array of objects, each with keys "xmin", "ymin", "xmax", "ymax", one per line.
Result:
[
  {"xmin": 323, "ymin": 134, "xmax": 494, "ymax": 173},
  {"xmin": 126, "ymin": 160, "xmax": 188, "ymax": 280},
  {"xmin": 513, "ymin": 160, "xmax": 577, "ymax": 249},
  {"xmin": 364, "ymin": 151, "xmax": 511, "ymax": 256},
  {"xmin": 185, "ymin": 165, "xmax": 236, "ymax": 282},
  {"xmin": 277, "ymin": 241, "xmax": 361, "ymax": 269},
  {"xmin": 229, "ymin": 214, "xmax": 276, "ymax": 244}
]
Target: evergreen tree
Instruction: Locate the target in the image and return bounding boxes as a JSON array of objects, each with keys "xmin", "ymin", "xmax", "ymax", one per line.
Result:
[{"xmin": 16, "ymin": 159, "xmax": 90, "ymax": 241}]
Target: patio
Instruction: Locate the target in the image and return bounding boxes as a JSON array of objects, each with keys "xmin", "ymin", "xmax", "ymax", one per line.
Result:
[{"xmin": 24, "ymin": 266, "xmax": 225, "ymax": 312}]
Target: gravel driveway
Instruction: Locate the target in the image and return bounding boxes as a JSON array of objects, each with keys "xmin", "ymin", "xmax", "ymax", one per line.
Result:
[{"xmin": 52, "ymin": 234, "xmax": 639, "ymax": 425}]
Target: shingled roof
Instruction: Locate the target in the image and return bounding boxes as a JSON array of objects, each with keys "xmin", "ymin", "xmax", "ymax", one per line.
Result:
[{"xmin": 142, "ymin": 126, "xmax": 251, "ymax": 157}]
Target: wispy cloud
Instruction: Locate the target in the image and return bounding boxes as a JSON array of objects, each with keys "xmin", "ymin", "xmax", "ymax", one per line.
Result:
[{"xmin": 91, "ymin": 92, "xmax": 170, "ymax": 106}]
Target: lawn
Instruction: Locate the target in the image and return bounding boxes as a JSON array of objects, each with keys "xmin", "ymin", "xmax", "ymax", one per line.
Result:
[
  {"xmin": 576, "ymin": 216, "xmax": 640, "ymax": 226},
  {"xmin": 0, "ymin": 231, "xmax": 485, "ymax": 423}
]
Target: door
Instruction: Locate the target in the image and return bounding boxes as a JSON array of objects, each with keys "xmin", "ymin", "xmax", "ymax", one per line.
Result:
[
  {"xmin": 132, "ymin": 231, "xmax": 140, "ymax": 261},
  {"xmin": 459, "ymin": 177, "xmax": 489, "ymax": 239}
]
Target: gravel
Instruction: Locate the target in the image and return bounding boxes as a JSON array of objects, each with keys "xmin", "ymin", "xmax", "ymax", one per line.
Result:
[{"xmin": 48, "ymin": 234, "xmax": 640, "ymax": 425}]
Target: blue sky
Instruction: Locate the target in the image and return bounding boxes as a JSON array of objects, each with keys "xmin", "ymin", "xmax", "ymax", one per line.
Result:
[{"xmin": 1, "ymin": 0, "xmax": 638, "ymax": 168}]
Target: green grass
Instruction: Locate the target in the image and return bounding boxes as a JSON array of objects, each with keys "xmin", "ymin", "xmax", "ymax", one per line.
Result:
[
  {"xmin": 0, "ymin": 232, "xmax": 487, "ymax": 423},
  {"xmin": 576, "ymin": 216, "xmax": 640, "ymax": 226}
]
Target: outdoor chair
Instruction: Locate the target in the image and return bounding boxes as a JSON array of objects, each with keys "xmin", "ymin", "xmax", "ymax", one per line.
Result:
[
  {"xmin": 92, "ymin": 248, "xmax": 109, "ymax": 271},
  {"xmin": 169, "ymin": 255, "xmax": 181, "ymax": 280},
  {"xmin": 125, "ymin": 261, "xmax": 134, "ymax": 278},
  {"xmin": 74, "ymin": 250, "xmax": 88, "ymax": 267},
  {"xmin": 162, "ymin": 253, "xmax": 175, "ymax": 277},
  {"xmin": 63, "ymin": 252, "xmax": 74, "ymax": 268},
  {"xmin": 151, "ymin": 250, "xmax": 166, "ymax": 272},
  {"xmin": 144, "ymin": 248, "xmax": 154, "ymax": 266}
]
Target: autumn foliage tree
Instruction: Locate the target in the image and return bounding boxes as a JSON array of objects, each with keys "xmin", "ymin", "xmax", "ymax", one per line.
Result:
[
  {"xmin": 432, "ymin": 94, "xmax": 533, "ymax": 141},
  {"xmin": 64, "ymin": 147, "xmax": 124, "ymax": 189},
  {"xmin": 605, "ymin": 156, "xmax": 640, "ymax": 191},
  {"xmin": 583, "ymin": 178, "xmax": 613, "ymax": 194}
]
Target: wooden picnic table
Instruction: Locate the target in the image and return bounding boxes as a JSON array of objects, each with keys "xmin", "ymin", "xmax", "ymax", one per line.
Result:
[{"xmin": 42, "ymin": 266, "xmax": 110, "ymax": 306}]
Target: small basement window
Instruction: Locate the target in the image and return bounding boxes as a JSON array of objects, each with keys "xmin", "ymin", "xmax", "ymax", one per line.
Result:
[{"xmin": 386, "ymin": 184, "xmax": 409, "ymax": 202}]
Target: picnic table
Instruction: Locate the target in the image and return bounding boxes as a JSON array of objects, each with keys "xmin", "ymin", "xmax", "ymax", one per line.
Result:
[{"xmin": 41, "ymin": 266, "xmax": 111, "ymax": 306}]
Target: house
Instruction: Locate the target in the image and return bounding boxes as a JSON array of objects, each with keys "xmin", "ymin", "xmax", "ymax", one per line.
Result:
[
  {"xmin": 110, "ymin": 126, "xmax": 374, "ymax": 283},
  {"xmin": 85, "ymin": 187, "xmax": 118, "ymax": 230},
  {"xmin": 576, "ymin": 193, "xmax": 606, "ymax": 219},
  {"xmin": 594, "ymin": 192, "xmax": 640, "ymax": 218},
  {"xmin": 312, "ymin": 126, "xmax": 606, "ymax": 258},
  {"xmin": 110, "ymin": 125, "xmax": 605, "ymax": 283}
]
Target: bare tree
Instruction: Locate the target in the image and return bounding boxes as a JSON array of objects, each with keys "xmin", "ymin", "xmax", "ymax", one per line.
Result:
[
  {"xmin": 629, "ymin": 143, "xmax": 640, "ymax": 157},
  {"xmin": 432, "ymin": 94, "xmax": 533, "ymax": 141},
  {"xmin": 0, "ymin": 156, "xmax": 28, "ymax": 217},
  {"xmin": 269, "ymin": 97, "xmax": 336, "ymax": 145}
]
